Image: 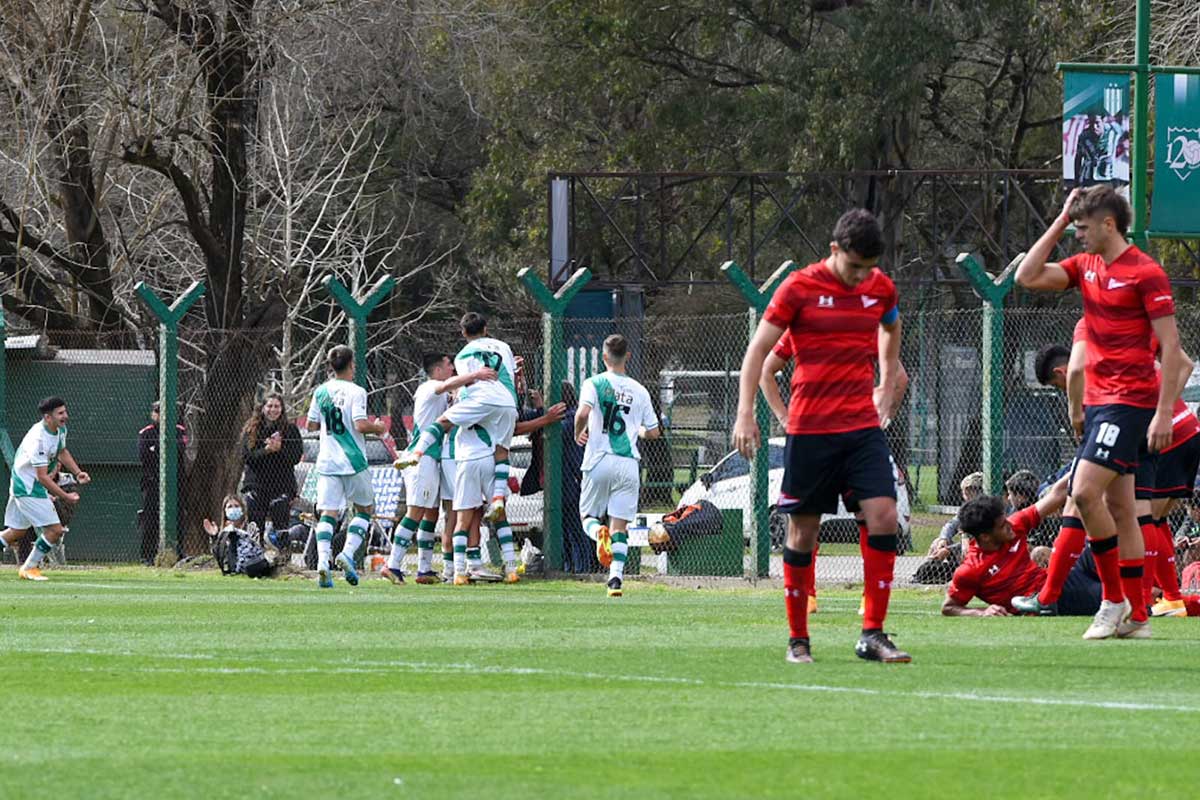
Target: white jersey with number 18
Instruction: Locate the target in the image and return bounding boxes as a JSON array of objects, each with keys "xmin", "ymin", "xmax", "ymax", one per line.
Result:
[{"xmin": 306, "ymin": 378, "xmax": 368, "ymax": 476}]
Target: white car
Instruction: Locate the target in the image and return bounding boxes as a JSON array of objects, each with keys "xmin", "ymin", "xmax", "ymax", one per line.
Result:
[{"xmin": 677, "ymin": 437, "xmax": 913, "ymax": 552}]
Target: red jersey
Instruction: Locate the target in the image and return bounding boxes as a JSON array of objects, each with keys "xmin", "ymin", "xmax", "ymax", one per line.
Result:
[
  {"xmin": 1073, "ymin": 317, "xmax": 1199, "ymax": 450},
  {"xmin": 763, "ymin": 262, "xmax": 898, "ymax": 435},
  {"xmin": 1060, "ymin": 247, "xmax": 1174, "ymax": 409},
  {"xmin": 948, "ymin": 505, "xmax": 1045, "ymax": 612}
]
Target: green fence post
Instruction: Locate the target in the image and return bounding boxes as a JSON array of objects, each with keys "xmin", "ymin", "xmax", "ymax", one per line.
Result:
[
  {"xmin": 720, "ymin": 260, "xmax": 798, "ymax": 578},
  {"xmin": 955, "ymin": 254, "xmax": 1023, "ymax": 495},
  {"xmin": 0, "ymin": 307, "xmax": 12, "ymax": 467},
  {"xmin": 135, "ymin": 281, "xmax": 206, "ymax": 559},
  {"xmin": 323, "ymin": 276, "xmax": 396, "ymax": 395},
  {"xmin": 517, "ymin": 266, "xmax": 592, "ymax": 571}
]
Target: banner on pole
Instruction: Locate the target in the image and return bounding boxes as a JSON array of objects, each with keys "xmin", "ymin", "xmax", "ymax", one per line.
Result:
[
  {"xmin": 1062, "ymin": 71, "xmax": 1131, "ymax": 198},
  {"xmin": 1151, "ymin": 73, "xmax": 1200, "ymax": 236}
]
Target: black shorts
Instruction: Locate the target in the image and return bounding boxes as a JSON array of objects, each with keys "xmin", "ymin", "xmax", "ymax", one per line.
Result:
[
  {"xmin": 1074, "ymin": 404, "xmax": 1154, "ymax": 476},
  {"xmin": 1057, "ymin": 547, "xmax": 1102, "ymax": 617},
  {"xmin": 778, "ymin": 427, "xmax": 895, "ymax": 517},
  {"xmin": 1136, "ymin": 434, "xmax": 1200, "ymax": 499}
]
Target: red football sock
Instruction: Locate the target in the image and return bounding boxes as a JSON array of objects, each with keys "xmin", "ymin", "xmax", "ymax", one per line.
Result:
[
  {"xmin": 1039, "ymin": 516, "xmax": 1086, "ymax": 604},
  {"xmin": 1156, "ymin": 519, "xmax": 1183, "ymax": 602},
  {"xmin": 808, "ymin": 542, "xmax": 820, "ymax": 599},
  {"xmin": 860, "ymin": 530, "xmax": 897, "ymax": 631},
  {"xmin": 1140, "ymin": 517, "xmax": 1159, "ymax": 603},
  {"xmin": 1089, "ymin": 536, "xmax": 1124, "ymax": 604},
  {"xmin": 1184, "ymin": 595, "xmax": 1200, "ymax": 617},
  {"xmin": 782, "ymin": 548, "xmax": 814, "ymax": 639},
  {"xmin": 1119, "ymin": 558, "xmax": 1147, "ymax": 622}
]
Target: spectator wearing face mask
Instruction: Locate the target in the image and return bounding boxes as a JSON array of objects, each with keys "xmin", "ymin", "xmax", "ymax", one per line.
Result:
[{"xmin": 203, "ymin": 494, "xmax": 279, "ymax": 578}]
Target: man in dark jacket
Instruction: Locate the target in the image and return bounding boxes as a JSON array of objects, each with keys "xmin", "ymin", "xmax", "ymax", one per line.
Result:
[{"xmin": 138, "ymin": 401, "xmax": 188, "ymax": 565}]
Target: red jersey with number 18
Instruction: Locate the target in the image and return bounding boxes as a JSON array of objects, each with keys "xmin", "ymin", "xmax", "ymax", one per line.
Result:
[
  {"xmin": 1059, "ymin": 247, "xmax": 1174, "ymax": 409},
  {"xmin": 763, "ymin": 261, "xmax": 898, "ymax": 435}
]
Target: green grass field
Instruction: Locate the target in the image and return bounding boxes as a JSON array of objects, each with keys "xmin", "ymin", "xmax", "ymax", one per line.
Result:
[{"xmin": 2, "ymin": 569, "xmax": 1198, "ymax": 798}]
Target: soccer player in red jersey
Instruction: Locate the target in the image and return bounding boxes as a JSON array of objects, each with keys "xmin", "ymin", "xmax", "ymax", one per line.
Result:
[
  {"xmin": 943, "ymin": 478, "xmax": 1107, "ymax": 618},
  {"xmin": 733, "ymin": 209, "xmax": 909, "ymax": 664},
  {"xmin": 1015, "ymin": 185, "xmax": 1189, "ymax": 639}
]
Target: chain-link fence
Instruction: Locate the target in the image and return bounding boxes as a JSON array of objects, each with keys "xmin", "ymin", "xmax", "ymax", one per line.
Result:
[{"xmin": 6, "ymin": 297, "xmax": 1200, "ymax": 588}]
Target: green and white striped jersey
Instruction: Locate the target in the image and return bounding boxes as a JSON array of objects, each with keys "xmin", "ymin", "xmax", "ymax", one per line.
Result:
[
  {"xmin": 579, "ymin": 371, "xmax": 658, "ymax": 470},
  {"xmin": 306, "ymin": 378, "xmax": 368, "ymax": 476},
  {"xmin": 407, "ymin": 380, "xmax": 449, "ymax": 461},
  {"xmin": 454, "ymin": 337, "xmax": 518, "ymax": 408},
  {"xmin": 10, "ymin": 421, "xmax": 66, "ymax": 498}
]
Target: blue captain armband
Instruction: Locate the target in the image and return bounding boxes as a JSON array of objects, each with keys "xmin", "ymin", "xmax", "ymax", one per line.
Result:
[{"xmin": 881, "ymin": 306, "xmax": 899, "ymax": 326}]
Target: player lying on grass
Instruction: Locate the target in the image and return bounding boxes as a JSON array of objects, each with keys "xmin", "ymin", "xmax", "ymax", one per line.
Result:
[
  {"xmin": 1016, "ymin": 184, "xmax": 1187, "ymax": 640},
  {"xmin": 1, "ymin": 396, "xmax": 91, "ymax": 581},
  {"xmin": 575, "ymin": 334, "xmax": 660, "ymax": 597},
  {"xmin": 942, "ymin": 476, "xmax": 1109, "ymax": 619}
]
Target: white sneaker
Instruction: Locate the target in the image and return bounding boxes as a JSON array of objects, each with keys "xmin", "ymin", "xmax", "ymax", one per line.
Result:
[
  {"xmin": 1115, "ymin": 617, "xmax": 1152, "ymax": 639},
  {"xmin": 1082, "ymin": 598, "xmax": 1131, "ymax": 640},
  {"xmin": 468, "ymin": 566, "xmax": 503, "ymax": 583}
]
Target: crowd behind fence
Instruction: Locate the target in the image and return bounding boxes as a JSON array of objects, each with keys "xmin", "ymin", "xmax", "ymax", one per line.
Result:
[{"xmin": 5, "ymin": 301, "xmax": 1200, "ymax": 586}]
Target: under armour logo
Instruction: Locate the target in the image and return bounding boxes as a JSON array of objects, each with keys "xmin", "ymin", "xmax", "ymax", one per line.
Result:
[
  {"xmin": 785, "ymin": 588, "xmax": 804, "ymax": 598},
  {"xmin": 1107, "ymin": 278, "xmax": 1129, "ymax": 290},
  {"xmin": 876, "ymin": 580, "xmax": 892, "ymax": 589},
  {"xmin": 1096, "ymin": 447, "xmax": 1110, "ymax": 460},
  {"xmin": 861, "ymin": 296, "xmax": 879, "ymax": 308},
  {"xmin": 818, "ymin": 296, "xmax": 834, "ymax": 308},
  {"xmin": 1085, "ymin": 270, "xmax": 1097, "ymax": 283},
  {"xmin": 987, "ymin": 565, "xmax": 1001, "ymax": 576}
]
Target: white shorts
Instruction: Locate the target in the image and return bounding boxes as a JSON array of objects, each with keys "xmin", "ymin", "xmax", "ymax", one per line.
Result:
[
  {"xmin": 403, "ymin": 456, "xmax": 441, "ymax": 509},
  {"xmin": 452, "ymin": 456, "xmax": 493, "ymax": 512},
  {"xmin": 316, "ymin": 471, "xmax": 375, "ymax": 512},
  {"xmin": 5, "ymin": 495, "xmax": 60, "ymax": 530},
  {"xmin": 440, "ymin": 459, "xmax": 457, "ymax": 503},
  {"xmin": 445, "ymin": 399, "xmax": 517, "ymax": 452},
  {"xmin": 580, "ymin": 455, "xmax": 641, "ymax": 523}
]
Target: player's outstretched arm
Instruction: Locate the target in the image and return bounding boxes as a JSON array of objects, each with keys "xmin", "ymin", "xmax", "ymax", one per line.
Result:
[
  {"xmin": 942, "ymin": 595, "xmax": 1009, "ymax": 617},
  {"xmin": 1015, "ymin": 189, "xmax": 1080, "ymax": 292},
  {"xmin": 759, "ymin": 351, "xmax": 789, "ymax": 428},
  {"xmin": 435, "ymin": 367, "xmax": 497, "ymax": 395},
  {"xmin": 1034, "ymin": 474, "xmax": 1069, "ymax": 520},
  {"xmin": 733, "ymin": 320, "xmax": 785, "ymax": 458},
  {"xmin": 58, "ymin": 448, "xmax": 90, "ymax": 484},
  {"xmin": 515, "ymin": 403, "xmax": 566, "ymax": 436}
]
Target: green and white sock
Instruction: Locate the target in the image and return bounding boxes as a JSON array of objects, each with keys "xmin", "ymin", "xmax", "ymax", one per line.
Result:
[
  {"xmin": 496, "ymin": 523, "xmax": 517, "ymax": 571},
  {"xmin": 453, "ymin": 532, "xmax": 468, "ymax": 576},
  {"xmin": 417, "ymin": 521, "xmax": 437, "ymax": 573},
  {"xmin": 583, "ymin": 517, "xmax": 604, "ymax": 541},
  {"xmin": 493, "ymin": 460, "xmax": 510, "ymax": 499},
  {"xmin": 467, "ymin": 547, "xmax": 483, "ymax": 571},
  {"xmin": 316, "ymin": 515, "xmax": 336, "ymax": 568},
  {"xmin": 341, "ymin": 513, "xmax": 370, "ymax": 561},
  {"xmin": 610, "ymin": 531, "xmax": 629, "ymax": 581},
  {"xmin": 416, "ymin": 424, "xmax": 442, "ymax": 454},
  {"xmin": 442, "ymin": 546, "xmax": 455, "ymax": 579},
  {"xmin": 22, "ymin": 535, "xmax": 52, "ymax": 569},
  {"xmin": 388, "ymin": 516, "xmax": 418, "ymax": 570}
]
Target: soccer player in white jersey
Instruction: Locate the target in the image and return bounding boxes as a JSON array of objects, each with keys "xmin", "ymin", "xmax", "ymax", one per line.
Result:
[
  {"xmin": 384, "ymin": 353, "xmax": 496, "ymax": 585},
  {"xmin": 574, "ymin": 335, "xmax": 661, "ymax": 597},
  {"xmin": 305, "ymin": 346, "xmax": 388, "ymax": 588},
  {"xmin": 396, "ymin": 313, "xmax": 518, "ymax": 526},
  {"xmin": 0, "ymin": 396, "xmax": 91, "ymax": 581}
]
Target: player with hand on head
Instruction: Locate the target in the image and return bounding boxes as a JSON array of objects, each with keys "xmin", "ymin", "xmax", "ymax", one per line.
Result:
[
  {"xmin": 1016, "ymin": 185, "xmax": 1187, "ymax": 639},
  {"xmin": 733, "ymin": 208, "xmax": 909, "ymax": 664},
  {"xmin": 575, "ymin": 334, "xmax": 661, "ymax": 597},
  {"xmin": 305, "ymin": 346, "xmax": 388, "ymax": 589},
  {"xmin": 1, "ymin": 396, "xmax": 91, "ymax": 581}
]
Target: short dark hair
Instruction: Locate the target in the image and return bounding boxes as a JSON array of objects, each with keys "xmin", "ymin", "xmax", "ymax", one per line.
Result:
[
  {"xmin": 1069, "ymin": 184, "xmax": 1132, "ymax": 236},
  {"xmin": 1034, "ymin": 344, "xmax": 1070, "ymax": 386},
  {"xmin": 603, "ymin": 334, "xmax": 629, "ymax": 361},
  {"xmin": 422, "ymin": 353, "xmax": 449, "ymax": 374},
  {"xmin": 460, "ymin": 312, "xmax": 487, "ymax": 336},
  {"xmin": 38, "ymin": 396, "xmax": 66, "ymax": 416},
  {"xmin": 1004, "ymin": 469, "xmax": 1040, "ymax": 507},
  {"xmin": 328, "ymin": 345, "xmax": 354, "ymax": 373},
  {"xmin": 833, "ymin": 209, "xmax": 884, "ymax": 260},
  {"xmin": 958, "ymin": 495, "xmax": 1006, "ymax": 538}
]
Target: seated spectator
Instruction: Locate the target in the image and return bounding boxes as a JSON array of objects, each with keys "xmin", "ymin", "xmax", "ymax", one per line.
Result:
[
  {"xmin": 941, "ymin": 476, "xmax": 1105, "ymax": 618},
  {"xmin": 204, "ymin": 494, "xmax": 279, "ymax": 578},
  {"xmin": 1006, "ymin": 468, "xmax": 1059, "ymax": 547},
  {"xmin": 911, "ymin": 472, "xmax": 983, "ymax": 584}
]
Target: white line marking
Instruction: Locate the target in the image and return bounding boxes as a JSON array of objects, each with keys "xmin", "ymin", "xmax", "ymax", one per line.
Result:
[{"xmin": 17, "ymin": 648, "xmax": 1193, "ymax": 715}]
